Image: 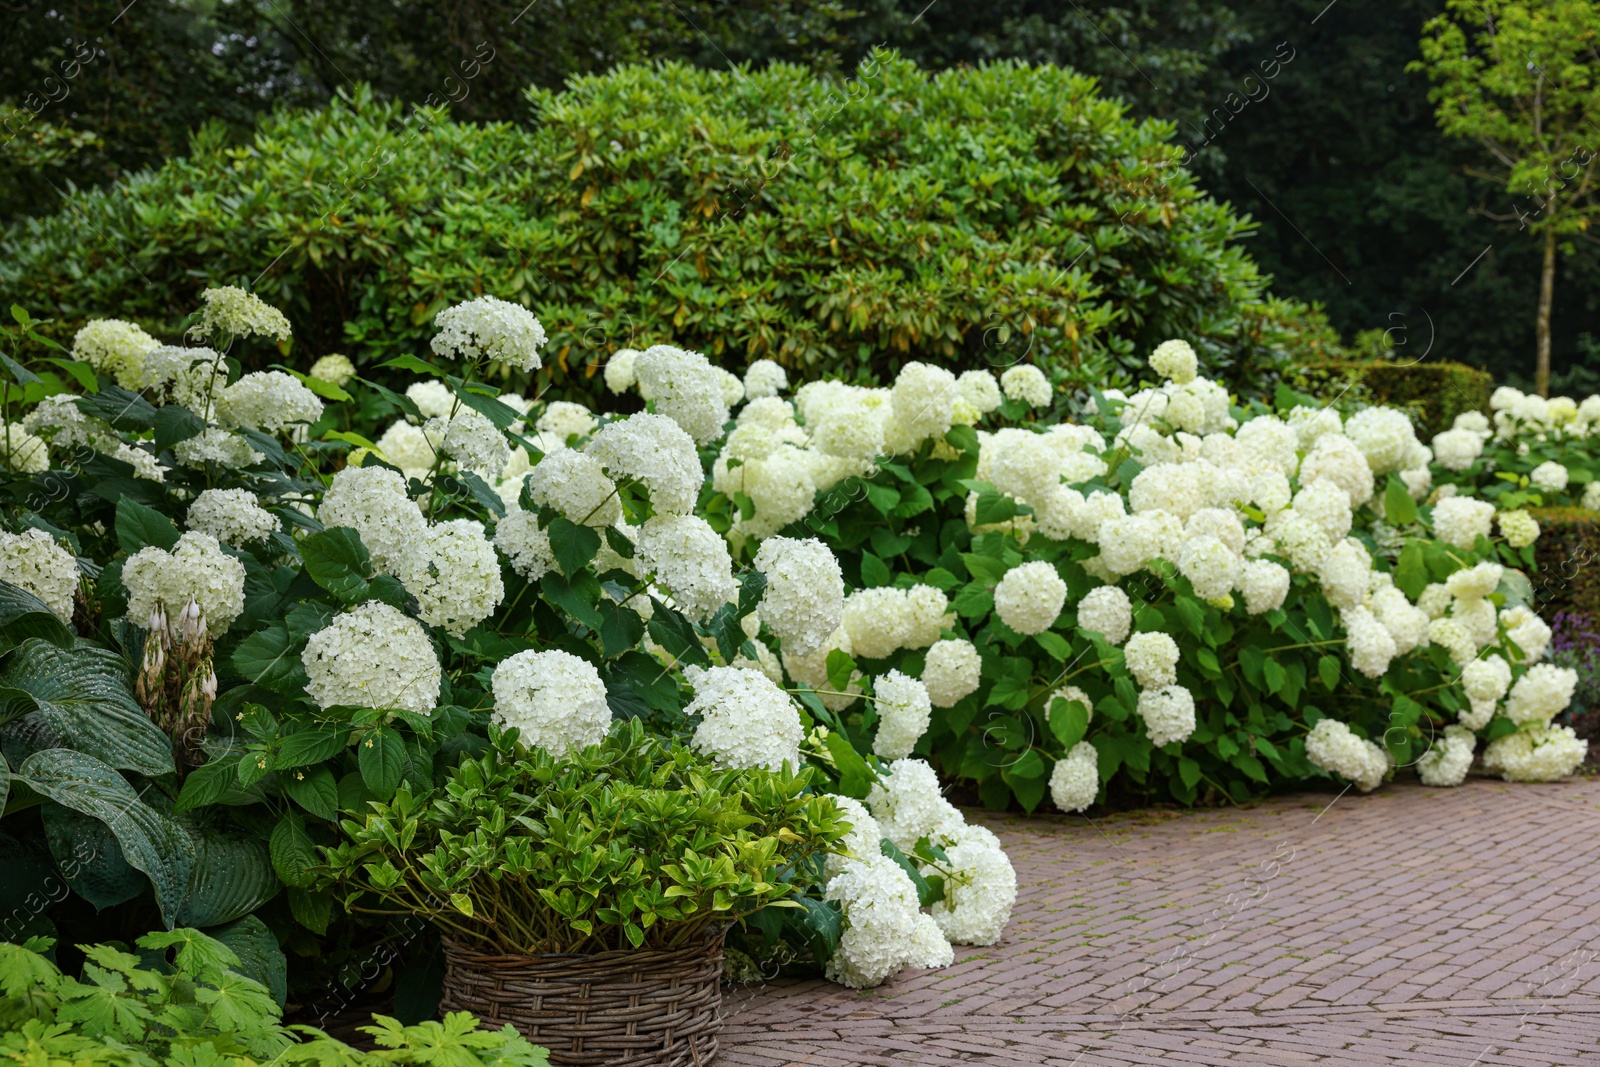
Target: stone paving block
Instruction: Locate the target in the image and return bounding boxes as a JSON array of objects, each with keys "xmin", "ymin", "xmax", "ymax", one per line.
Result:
[{"xmin": 720, "ymin": 779, "xmax": 1600, "ymax": 1067}]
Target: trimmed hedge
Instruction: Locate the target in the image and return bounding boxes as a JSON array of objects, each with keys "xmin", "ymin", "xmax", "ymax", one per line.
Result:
[
  {"xmin": 0, "ymin": 56, "xmax": 1341, "ymax": 400},
  {"xmin": 1291, "ymin": 359, "xmax": 1493, "ymax": 437},
  {"xmin": 1529, "ymin": 507, "xmax": 1600, "ymax": 621}
]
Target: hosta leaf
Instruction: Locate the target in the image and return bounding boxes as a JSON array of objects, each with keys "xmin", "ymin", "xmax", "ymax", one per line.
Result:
[
  {"xmin": 41, "ymin": 802, "xmax": 146, "ymax": 910},
  {"xmin": 0, "ymin": 640, "xmax": 173, "ymax": 776},
  {"xmin": 175, "ymin": 820, "xmax": 279, "ymax": 929},
  {"xmin": 17, "ymin": 749, "xmax": 191, "ymax": 924}
]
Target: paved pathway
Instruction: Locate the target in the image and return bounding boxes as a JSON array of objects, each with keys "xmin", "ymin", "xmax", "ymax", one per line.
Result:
[{"xmin": 720, "ymin": 776, "xmax": 1600, "ymax": 1066}]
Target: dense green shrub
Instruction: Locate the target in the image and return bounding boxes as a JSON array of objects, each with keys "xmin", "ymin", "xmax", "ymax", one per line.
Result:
[
  {"xmin": 1292, "ymin": 356, "xmax": 1494, "ymax": 437},
  {"xmin": 1528, "ymin": 508, "xmax": 1600, "ymax": 620},
  {"xmin": 0, "ymin": 56, "xmax": 1341, "ymax": 401}
]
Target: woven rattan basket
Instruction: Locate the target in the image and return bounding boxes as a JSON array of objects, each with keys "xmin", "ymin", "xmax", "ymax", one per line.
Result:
[{"xmin": 439, "ymin": 930, "xmax": 726, "ymax": 1067}]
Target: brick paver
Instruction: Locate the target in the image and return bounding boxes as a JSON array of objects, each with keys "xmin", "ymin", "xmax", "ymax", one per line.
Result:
[{"xmin": 720, "ymin": 777, "xmax": 1600, "ymax": 1065}]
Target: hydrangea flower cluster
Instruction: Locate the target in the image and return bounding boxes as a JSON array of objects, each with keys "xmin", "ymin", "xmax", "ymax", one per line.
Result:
[
  {"xmin": 633, "ymin": 345, "xmax": 731, "ymax": 445},
  {"xmin": 490, "ymin": 649, "xmax": 610, "ymax": 756},
  {"xmin": 190, "ymin": 287, "xmax": 293, "ymax": 345},
  {"xmin": 752, "ymin": 536, "xmax": 844, "ymax": 656},
  {"xmin": 431, "ymin": 296, "xmax": 546, "ymax": 372},
  {"xmin": 186, "ymin": 489, "xmax": 280, "ymax": 547},
  {"xmin": 301, "ymin": 601, "xmax": 441, "ymax": 715},
  {"xmin": 685, "ymin": 665, "xmax": 804, "ymax": 772},
  {"xmin": 0, "ymin": 528, "xmax": 79, "ymax": 620},
  {"xmin": 123, "ymin": 531, "xmax": 246, "ymax": 637},
  {"xmin": 871, "ymin": 669, "xmax": 933, "ymax": 759}
]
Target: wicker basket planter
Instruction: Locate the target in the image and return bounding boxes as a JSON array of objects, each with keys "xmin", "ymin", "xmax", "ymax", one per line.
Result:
[{"xmin": 439, "ymin": 930, "xmax": 727, "ymax": 1067}]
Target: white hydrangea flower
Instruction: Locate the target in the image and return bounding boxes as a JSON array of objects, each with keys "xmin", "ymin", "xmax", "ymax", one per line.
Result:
[
  {"xmin": 686, "ymin": 665, "xmax": 803, "ymax": 771},
  {"xmin": 318, "ymin": 465, "xmax": 428, "ymax": 574},
  {"xmin": 753, "ymin": 536, "xmax": 844, "ymax": 656},
  {"xmin": 1077, "ymin": 585, "xmax": 1132, "ymax": 645},
  {"xmin": 823, "ymin": 795, "xmax": 884, "ymax": 879},
  {"xmin": 865, "ymin": 757, "xmax": 963, "ymax": 852},
  {"xmin": 1240, "ymin": 559, "xmax": 1290, "ymax": 616},
  {"xmin": 1000, "ymin": 364, "xmax": 1052, "ymax": 407},
  {"xmin": 1418, "ymin": 724, "xmax": 1476, "ymax": 787},
  {"xmin": 73, "ymin": 319, "xmax": 161, "ymax": 388},
  {"xmin": 1305, "ymin": 718, "xmax": 1388, "ymax": 792},
  {"xmin": 0, "ymin": 528, "xmax": 78, "ymax": 620},
  {"xmin": 921, "ymin": 639, "xmax": 981, "ymax": 708},
  {"xmin": 492, "ymin": 506, "xmax": 556, "ymax": 580},
  {"xmin": 1502, "ymin": 605, "xmax": 1553, "ymax": 663},
  {"xmin": 872, "ymin": 670, "xmax": 933, "ymax": 760},
  {"xmin": 585, "ymin": 413, "xmax": 703, "ymax": 515},
  {"xmin": 737, "ymin": 445, "xmax": 818, "ymax": 537},
  {"xmin": 842, "ymin": 587, "xmax": 914, "ymax": 661},
  {"xmin": 406, "ymin": 380, "xmax": 456, "ymax": 420},
  {"xmin": 191, "ymin": 286, "xmax": 292, "ymax": 344},
  {"xmin": 1444, "ymin": 561, "xmax": 1503, "ymax": 601},
  {"xmin": 1371, "ymin": 586, "xmax": 1429, "ymax": 656},
  {"xmin": 105, "ymin": 440, "xmax": 164, "ymax": 482},
  {"xmin": 186, "ymin": 489, "xmax": 280, "ymax": 547},
  {"xmin": 956, "ymin": 370, "xmax": 1002, "ymax": 413},
  {"xmin": 1050, "ymin": 741, "xmax": 1100, "ymax": 813},
  {"xmin": 535, "ymin": 401, "xmax": 596, "ymax": 445},
  {"xmin": 1585, "ymin": 481, "xmax": 1600, "ymax": 510},
  {"xmin": 23, "ymin": 395, "xmax": 106, "ymax": 450},
  {"xmin": 1299, "ymin": 433, "xmax": 1374, "ymax": 507},
  {"xmin": 1399, "ymin": 464, "xmax": 1432, "ymax": 501},
  {"xmin": 743, "ymin": 360, "xmax": 788, "ymax": 400},
  {"xmin": 302, "ymin": 601, "xmax": 441, "ymax": 714},
  {"xmin": 889, "ymin": 362, "xmax": 960, "ymax": 445},
  {"xmin": 425, "ymin": 408, "xmax": 508, "ymax": 474},
  {"xmin": 1293, "ymin": 480, "xmax": 1353, "ymax": 543},
  {"xmin": 633, "ymin": 345, "xmax": 730, "ymax": 445},
  {"xmin": 1149, "ymin": 339, "xmax": 1198, "ymax": 384},
  {"xmin": 174, "ymin": 428, "xmax": 264, "ymax": 469},
  {"xmin": 1137, "ymin": 685, "xmax": 1195, "ymax": 747},
  {"xmin": 1530, "ymin": 461, "xmax": 1569, "ymax": 491},
  {"xmin": 1432, "ymin": 495, "xmax": 1495, "ymax": 551},
  {"xmin": 1234, "ymin": 416, "xmax": 1298, "ymax": 473},
  {"xmin": 1343, "ymin": 407, "xmax": 1417, "ymax": 474},
  {"xmin": 923, "ymin": 822, "xmax": 1016, "ymax": 946},
  {"xmin": 635, "ymin": 513, "xmax": 737, "ymax": 622},
  {"xmin": 490, "ymin": 649, "xmax": 610, "ymax": 757},
  {"xmin": 375, "ymin": 420, "xmax": 440, "ymax": 478},
  {"xmin": 1287, "ymin": 405, "xmax": 1342, "ymax": 450},
  {"xmin": 1482, "ymin": 724, "xmax": 1587, "ymax": 782},
  {"xmin": 824, "ymin": 853, "xmax": 947, "ymax": 988},
  {"xmin": 1460, "ymin": 654, "xmax": 1512, "ymax": 728},
  {"xmin": 604, "ymin": 349, "xmax": 639, "ymax": 394},
  {"xmin": 217, "ymin": 371, "xmax": 324, "ymax": 432},
  {"xmin": 1431, "ymin": 428, "xmax": 1484, "ymax": 472},
  {"xmin": 1318, "ymin": 540, "xmax": 1372, "ymax": 610},
  {"xmin": 123, "ymin": 531, "xmax": 246, "ymax": 636},
  {"xmin": 1124, "ymin": 631, "xmax": 1180, "ymax": 689},
  {"xmin": 993, "ymin": 560, "xmax": 1066, "ymax": 635},
  {"xmin": 1343, "ymin": 605, "xmax": 1397, "ymax": 679},
  {"xmin": 1497, "ymin": 510, "xmax": 1540, "ymax": 548},
  {"xmin": 309, "ymin": 353, "xmax": 356, "ymax": 387},
  {"xmin": 525, "ymin": 449, "xmax": 620, "ymax": 527},
  {"xmin": 1504, "ymin": 663, "xmax": 1578, "ymax": 726},
  {"xmin": 1455, "ymin": 409, "xmax": 1493, "ymax": 435},
  {"xmin": 1178, "ymin": 534, "xmax": 1240, "ymax": 601},
  {"xmin": 396, "ymin": 519, "xmax": 505, "ymax": 637},
  {"xmin": 781, "ymin": 625, "xmax": 862, "ymax": 711},
  {"xmin": 0, "ymin": 425, "xmax": 50, "ymax": 474},
  {"xmin": 431, "ymin": 296, "xmax": 545, "ymax": 372}
]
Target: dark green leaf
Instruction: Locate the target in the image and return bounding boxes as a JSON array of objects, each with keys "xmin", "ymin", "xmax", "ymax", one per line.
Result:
[
  {"xmin": 0, "ymin": 641, "xmax": 173, "ymax": 776},
  {"xmin": 115, "ymin": 498, "xmax": 180, "ymax": 555},
  {"xmin": 547, "ymin": 518, "xmax": 601, "ymax": 577},
  {"xmin": 359, "ymin": 727, "xmax": 405, "ymax": 799}
]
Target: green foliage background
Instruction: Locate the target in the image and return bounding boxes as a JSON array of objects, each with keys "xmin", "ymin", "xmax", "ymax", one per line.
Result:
[{"xmin": 0, "ymin": 59, "xmax": 1339, "ymax": 398}]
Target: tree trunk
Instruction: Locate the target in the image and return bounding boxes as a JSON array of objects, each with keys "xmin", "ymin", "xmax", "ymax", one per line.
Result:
[{"xmin": 1537, "ymin": 225, "xmax": 1556, "ymax": 397}]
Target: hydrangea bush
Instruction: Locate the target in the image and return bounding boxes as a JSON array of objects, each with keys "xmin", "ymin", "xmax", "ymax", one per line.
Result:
[
  {"xmin": 1428, "ymin": 384, "xmax": 1600, "ymax": 513},
  {"xmin": 0, "ymin": 295, "xmax": 1015, "ymax": 999}
]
